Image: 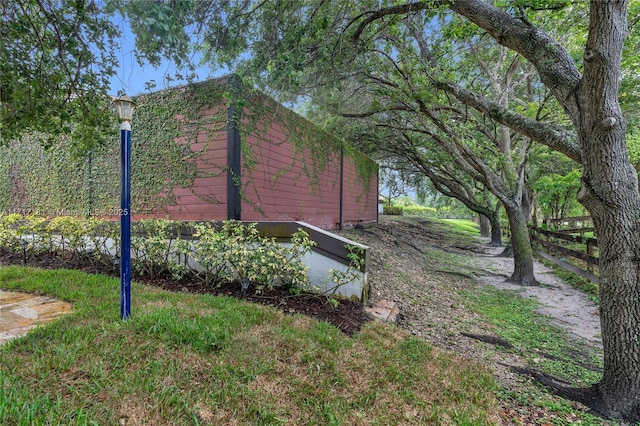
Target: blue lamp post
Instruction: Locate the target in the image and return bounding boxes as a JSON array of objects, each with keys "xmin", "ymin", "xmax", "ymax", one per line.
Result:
[{"xmin": 113, "ymin": 95, "xmax": 136, "ymax": 320}]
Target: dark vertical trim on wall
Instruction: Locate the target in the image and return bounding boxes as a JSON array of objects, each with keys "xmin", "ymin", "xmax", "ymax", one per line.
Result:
[
  {"xmin": 339, "ymin": 146, "xmax": 344, "ymax": 230},
  {"xmin": 227, "ymin": 76, "xmax": 242, "ymax": 220}
]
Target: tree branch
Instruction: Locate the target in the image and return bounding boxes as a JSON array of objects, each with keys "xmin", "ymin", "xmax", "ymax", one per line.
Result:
[
  {"xmin": 447, "ymin": 0, "xmax": 582, "ymax": 118},
  {"xmin": 433, "ymin": 79, "xmax": 582, "ymax": 162},
  {"xmin": 348, "ymin": 2, "xmax": 449, "ymax": 45}
]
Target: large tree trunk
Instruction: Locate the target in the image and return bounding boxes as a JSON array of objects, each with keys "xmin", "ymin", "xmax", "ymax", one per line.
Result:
[
  {"xmin": 479, "ymin": 213, "xmax": 490, "ymax": 238},
  {"xmin": 436, "ymin": 0, "xmax": 638, "ymax": 420},
  {"xmin": 503, "ymin": 202, "xmax": 536, "ymax": 285},
  {"xmin": 575, "ymin": 2, "xmax": 640, "ymax": 420},
  {"xmin": 580, "ymin": 161, "xmax": 640, "ymax": 420},
  {"xmin": 489, "ymin": 201, "xmax": 502, "ymax": 247},
  {"xmin": 589, "ymin": 208, "xmax": 640, "ymax": 420}
]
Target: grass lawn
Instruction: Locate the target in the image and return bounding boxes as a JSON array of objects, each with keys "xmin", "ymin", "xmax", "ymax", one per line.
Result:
[
  {"xmin": 440, "ymin": 219, "xmax": 480, "ymax": 236},
  {"xmin": 1, "ymin": 266, "xmax": 499, "ymax": 425}
]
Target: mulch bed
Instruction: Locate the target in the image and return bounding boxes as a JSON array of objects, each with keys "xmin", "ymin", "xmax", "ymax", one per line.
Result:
[{"xmin": 0, "ymin": 250, "xmax": 370, "ymax": 336}]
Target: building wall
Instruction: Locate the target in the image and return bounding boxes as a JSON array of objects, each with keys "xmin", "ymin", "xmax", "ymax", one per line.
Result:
[
  {"xmin": 240, "ymin": 119, "xmax": 344, "ymax": 230},
  {"xmin": 0, "ymin": 78, "xmax": 377, "ymax": 228},
  {"xmin": 341, "ymin": 153, "xmax": 379, "ymax": 228},
  {"xmin": 137, "ymin": 105, "xmax": 230, "ymax": 221},
  {"xmin": 128, "ymin": 78, "xmax": 379, "ymax": 229}
]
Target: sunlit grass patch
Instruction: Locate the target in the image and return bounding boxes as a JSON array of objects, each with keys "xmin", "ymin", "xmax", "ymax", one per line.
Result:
[
  {"xmin": 421, "ymin": 247, "xmax": 480, "ymax": 279},
  {"xmin": 462, "ymin": 285, "xmax": 604, "ymax": 424},
  {"xmin": 1, "ymin": 265, "xmax": 500, "ymax": 425},
  {"xmin": 463, "ymin": 286, "xmax": 602, "ymax": 385},
  {"xmin": 441, "ymin": 218, "xmax": 481, "ymax": 236}
]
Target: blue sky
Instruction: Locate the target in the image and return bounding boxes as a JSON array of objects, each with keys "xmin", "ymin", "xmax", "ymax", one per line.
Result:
[{"xmin": 108, "ymin": 16, "xmax": 224, "ymax": 96}]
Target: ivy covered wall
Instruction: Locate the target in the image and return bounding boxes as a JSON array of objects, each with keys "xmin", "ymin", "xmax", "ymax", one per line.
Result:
[
  {"xmin": 237, "ymin": 89, "xmax": 378, "ymax": 228},
  {"xmin": 1, "ymin": 76, "xmax": 378, "ymax": 229},
  {"xmin": 0, "ymin": 79, "xmax": 229, "ymax": 218},
  {"xmin": 1, "ymin": 133, "xmax": 118, "ymax": 216}
]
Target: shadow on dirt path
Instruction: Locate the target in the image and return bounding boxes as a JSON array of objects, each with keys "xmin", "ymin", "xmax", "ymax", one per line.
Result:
[{"xmin": 473, "ymin": 242, "xmax": 602, "ymax": 349}]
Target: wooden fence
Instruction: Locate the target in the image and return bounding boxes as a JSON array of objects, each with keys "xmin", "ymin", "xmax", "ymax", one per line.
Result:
[
  {"xmin": 544, "ymin": 215, "xmax": 594, "ymax": 234},
  {"xmin": 529, "ymin": 218, "xmax": 599, "ymax": 283}
]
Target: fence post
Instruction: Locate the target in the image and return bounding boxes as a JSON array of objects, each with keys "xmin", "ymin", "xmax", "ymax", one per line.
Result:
[
  {"xmin": 586, "ymin": 238, "xmax": 594, "ymax": 274},
  {"xmin": 529, "ymin": 226, "xmax": 535, "ymax": 249}
]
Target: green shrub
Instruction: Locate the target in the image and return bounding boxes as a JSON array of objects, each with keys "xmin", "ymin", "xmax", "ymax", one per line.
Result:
[
  {"xmin": 194, "ymin": 220, "xmax": 315, "ymax": 292},
  {"xmin": 0, "ymin": 215, "xmax": 317, "ymax": 296},
  {"xmin": 401, "ymin": 205, "xmax": 439, "ymax": 218},
  {"xmin": 0, "ymin": 213, "xmax": 29, "ymax": 251},
  {"xmin": 192, "ymin": 222, "xmax": 229, "ymax": 284},
  {"xmin": 131, "ymin": 218, "xmax": 186, "ymax": 278},
  {"xmin": 0, "ymin": 214, "xmax": 55, "ymax": 254},
  {"xmin": 383, "ymin": 205, "xmax": 403, "ymax": 215},
  {"xmin": 327, "ymin": 243, "xmax": 365, "ymax": 296},
  {"xmin": 47, "ymin": 216, "xmax": 87, "ymax": 258},
  {"xmin": 46, "ymin": 216, "xmax": 117, "ymax": 268}
]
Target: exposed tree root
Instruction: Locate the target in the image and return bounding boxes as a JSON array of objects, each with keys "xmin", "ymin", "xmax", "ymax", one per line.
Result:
[{"xmin": 509, "ymin": 365, "xmax": 609, "ymax": 419}]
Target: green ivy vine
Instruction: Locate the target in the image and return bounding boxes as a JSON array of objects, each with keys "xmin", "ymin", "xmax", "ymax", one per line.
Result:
[{"xmin": 1, "ymin": 77, "xmax": 377, "ymax": 217}]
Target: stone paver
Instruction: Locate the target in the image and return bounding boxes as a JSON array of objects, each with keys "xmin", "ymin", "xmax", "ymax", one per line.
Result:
[
  {"xmin": 364, "ymin": 299, "xmax": 399, "ymax": 323},
  {"xmin": 0, "ymin": 290, "xmax": 73, "ymax": 344}
]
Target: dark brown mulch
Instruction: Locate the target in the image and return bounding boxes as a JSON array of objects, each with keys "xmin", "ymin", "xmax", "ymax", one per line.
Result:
[{"xmin": 0, "ymin": 250, "xmax": 370, "ymax": 336}]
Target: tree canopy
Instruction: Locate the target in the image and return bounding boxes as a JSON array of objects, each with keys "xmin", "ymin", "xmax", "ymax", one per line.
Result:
[
  {"xmin": 4, "ymin": 0, "xmax": 640, "ymax": 421},
  {"xmin": 0, "ymin": 0, "xmax": 123, "ymax": 153}
]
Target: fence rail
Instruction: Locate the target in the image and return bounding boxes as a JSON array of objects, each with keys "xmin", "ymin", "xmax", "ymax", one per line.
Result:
[
  {"xmin": 544, "ymin": 215, "xmax": 592, "ymax": 231},
  {"xmin": 529, "ymin": 221, "xmax": 599, "ymax": 283}
]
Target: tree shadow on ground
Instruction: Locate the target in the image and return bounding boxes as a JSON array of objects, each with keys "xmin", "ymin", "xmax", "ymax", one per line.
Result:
[
  {"xmin": 509, "ymin": 365, "xmax": 608, "ymax": 419},
  {"xmin": 461, "ymin": 332, "xmax": 608, "ymax": 419}
]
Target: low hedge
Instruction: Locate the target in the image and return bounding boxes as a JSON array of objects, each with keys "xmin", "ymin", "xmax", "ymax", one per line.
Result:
[
  {"xmin": 401, "ymin": 206, "xmax": 439, "ymax": 218},
  {"xmin": 0, "ymin": 214, "xmax": 315, "ymax": 294},
  {"xmin": 383, "ymin": 205, "xmax": 403, "ymax": 215}
]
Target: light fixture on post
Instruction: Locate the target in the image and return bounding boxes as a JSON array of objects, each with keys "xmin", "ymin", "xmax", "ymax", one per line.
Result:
[{"xmin": 113, "ymin": 95, "xmax": 136, "ymax": 320}]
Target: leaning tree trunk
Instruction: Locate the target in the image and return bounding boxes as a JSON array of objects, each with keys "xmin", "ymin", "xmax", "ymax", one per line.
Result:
[
  {"xmin": 503, "ymin": 202, "xmax": 536, "ymax": 285},
  {"xmin": 480, "ymin": 211, "xmax": 502, "ymax": 246},
  {"xmin": 575, "ymin": 2, "xmax": 640, "ymax": 420},
  {"xmin": 488, "ymin": 210, "xmax": 502, "ymax": 247}
]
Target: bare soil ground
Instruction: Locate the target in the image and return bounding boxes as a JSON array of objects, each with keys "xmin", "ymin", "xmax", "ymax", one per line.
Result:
[{"xmin": 1, "ymin": 216, "xmax": 607, "ymax": 424}]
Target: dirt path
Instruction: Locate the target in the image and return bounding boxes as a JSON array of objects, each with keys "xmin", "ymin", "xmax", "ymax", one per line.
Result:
[
  {"xmin": 474, "ymin": 244, "xmax": 602, "ymax": 348},
  {"xmin": 340, "ymin": 217, "xmax": 602, "ymax": 353}
]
